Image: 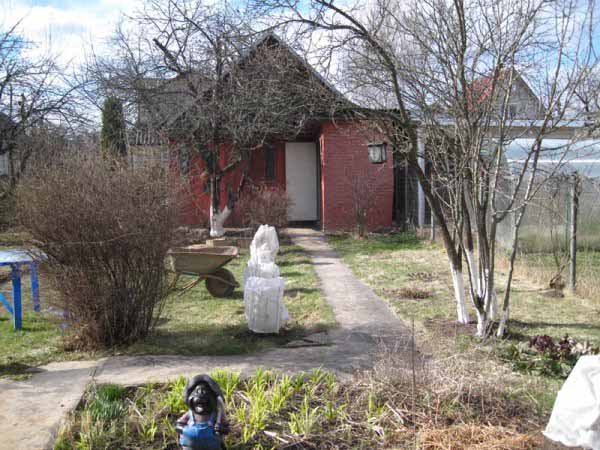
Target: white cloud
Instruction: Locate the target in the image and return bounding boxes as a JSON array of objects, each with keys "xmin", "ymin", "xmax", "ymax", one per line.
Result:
[{"xmin": 0, "ymin": 0, "xmax": 140, "ymax": 65}]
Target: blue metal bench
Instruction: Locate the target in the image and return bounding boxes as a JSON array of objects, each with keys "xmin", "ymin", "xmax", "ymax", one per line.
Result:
[{"xmin": 0, "ymin": 250, "xmax": 41, "ymax": 330}]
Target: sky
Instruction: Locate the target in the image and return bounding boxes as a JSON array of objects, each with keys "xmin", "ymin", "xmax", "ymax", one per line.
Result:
[{"xmin": 1, "ymin": 0, "xmax": 140, "ymax": 64}]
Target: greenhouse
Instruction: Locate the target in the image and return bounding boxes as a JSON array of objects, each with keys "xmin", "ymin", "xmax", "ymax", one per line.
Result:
[
  {"xmin": 504, "ymin": 137, "xmax": 600, "ymax": 179},
  {"xmin": 498, "ymin": 136, "xmax": 600, "ymax": 266}
]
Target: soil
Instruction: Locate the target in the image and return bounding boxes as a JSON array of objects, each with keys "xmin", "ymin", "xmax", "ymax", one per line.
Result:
[{"xmin": 424, "ymin": 316, "xmax": 477, "ymax": 338}]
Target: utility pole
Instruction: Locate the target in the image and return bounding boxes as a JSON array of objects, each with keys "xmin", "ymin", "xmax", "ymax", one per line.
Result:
[{"xmin": 570, "ymin": 172, "xmax": 580, "ymax": 292}]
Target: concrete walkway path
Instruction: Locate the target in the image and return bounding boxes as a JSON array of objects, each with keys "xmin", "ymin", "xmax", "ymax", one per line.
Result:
[{"xmin": 0, "ymin": 228, "xmax": 409, "ymax": 450}]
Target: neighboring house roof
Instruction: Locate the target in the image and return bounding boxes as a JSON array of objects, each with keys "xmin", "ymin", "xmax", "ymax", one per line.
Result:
[
  {"xmin": 468, "ymin": 68, "xmax": 541, "ymax": 118},
  {"xmin": 470, "ymin": 68, "xmax": 535, "ymax": 102}
]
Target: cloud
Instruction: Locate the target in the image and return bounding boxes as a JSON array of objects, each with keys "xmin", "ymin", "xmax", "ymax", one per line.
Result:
[{"xmin": 0, "ymin": 0, "xmax": 140, "ymax": 65}]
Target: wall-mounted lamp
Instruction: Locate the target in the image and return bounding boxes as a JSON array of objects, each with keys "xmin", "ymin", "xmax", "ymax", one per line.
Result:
[{"xmin": 367, "ymin": 142, "xmax": 387, "ymax": 164}]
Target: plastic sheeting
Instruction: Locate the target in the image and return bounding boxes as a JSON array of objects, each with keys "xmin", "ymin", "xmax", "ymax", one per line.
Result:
[
  {"xmin": 544, "ymin": 355, "xmax": 600, "ymax": 449},
  {"xmin": 249, "ymin": 225, "xmax": 279, "ymax": 263},
  {"xmin": 244, "ymin": 277, "xmax": 287, "ymax": 333},
  {"xmin": 243, "ymin": 262, "xmax": 280, "ymax": 287},
  {"xmin": 243, "ymin": 225, "xmax": 289, "ymax": 333}
]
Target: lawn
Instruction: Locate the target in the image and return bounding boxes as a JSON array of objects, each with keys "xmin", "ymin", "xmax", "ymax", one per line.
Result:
[
  {"xmin": 126, "ymin": 244, "xmax": 335, "ymax": 356},
  {"xmin": 0, "ymin": 242, "xmax": 334, "ymax": 378},
  {"xmin": 328, "ymin": 232, "xmax": 600, "ymax": 413},
  {"xmin": 328, "ymin": 233, "xmax": 600, "ymax": 344},
  {"xmin": 327, "ymin": 233, "xmax": 458, "ymax": 331}
]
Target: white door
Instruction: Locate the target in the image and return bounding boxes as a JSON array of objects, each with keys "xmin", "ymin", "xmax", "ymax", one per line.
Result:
[{"xmin": 285, "ymin": 142, "xmax": 318, "ymax": 221}]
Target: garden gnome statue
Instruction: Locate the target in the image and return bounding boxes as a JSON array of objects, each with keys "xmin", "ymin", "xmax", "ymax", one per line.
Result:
[
  {"xmin": 176, "ymin": 374, "xmax": 228, "ymax": 450},
  {"xmin": 243, "ymin": 225, "xmax": 289, "ymax": 333}
]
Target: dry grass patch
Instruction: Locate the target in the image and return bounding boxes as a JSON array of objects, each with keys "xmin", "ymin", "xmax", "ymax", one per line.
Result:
[
  {"xmin": 327, "ymin": 232, "xmax": 594, "ymax": 416},
  {"xmin": 384, "ymin": 286, "xmax": 433, "ymax": 300},
  {"xmin": 420, "ymin": 425, "xmax": 543, "ymax": 450}
]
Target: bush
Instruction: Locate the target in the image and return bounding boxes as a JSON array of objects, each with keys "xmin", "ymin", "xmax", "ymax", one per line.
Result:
[
  {"xmin": 237, "ymin": 184, "xmax": 290, "ymax": 229},
  {"xmin": 16, "ymin": 153, "xmax": 180, "ymax": 348}
]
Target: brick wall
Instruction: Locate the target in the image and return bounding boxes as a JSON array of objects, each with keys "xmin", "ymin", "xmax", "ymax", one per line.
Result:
[
  {"xmin": 176, "ymin": 142, "xmax": 286, "ymax": 227},
  {"xmin": 319, "ymin": 121, "xmax": 394, "ymax": 232},
  {"xmin": 175, "ymin": 123, "xmax": 394, "ymax": 232}
]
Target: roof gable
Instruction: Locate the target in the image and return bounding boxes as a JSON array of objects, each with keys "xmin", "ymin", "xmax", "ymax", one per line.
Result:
[{"xmin": 470, "ymin": 68, "xmax": 540, "ymax": 110}]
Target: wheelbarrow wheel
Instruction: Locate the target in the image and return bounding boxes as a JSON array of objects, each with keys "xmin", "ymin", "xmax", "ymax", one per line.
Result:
[{"xmin": 206, "ymin": 269, "xmax": 237, "ymax": 298}]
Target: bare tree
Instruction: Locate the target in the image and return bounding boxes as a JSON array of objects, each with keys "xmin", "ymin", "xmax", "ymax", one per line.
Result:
[
  {"xmin": 0, "ymin": 20, "xmax": 83, "ymax": 194},
  {"xmin": 85, "ymin": 0, "xmax": 341, "ymax": 236},
  {"xmin": 574, "ymin": 67, "xmax": 600, "ymax": 118},
  {"xmin": 264, "ymin": 0, "xmax": 598, "ymax": 336}
]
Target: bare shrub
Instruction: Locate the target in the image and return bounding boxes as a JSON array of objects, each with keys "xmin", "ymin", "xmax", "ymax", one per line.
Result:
[
  {"xmin": 351, "ymin": 175, "xmax": 378, "ymax": 238},
  {"xmin": 16, "ymin": 153, "xmax": 180, "ymax": 348},
  {"xmin": 236, "ymin": 184, "xmax": 290, "ymax": 230}
]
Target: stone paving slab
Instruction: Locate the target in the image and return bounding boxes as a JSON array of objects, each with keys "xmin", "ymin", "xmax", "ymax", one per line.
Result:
[
  {"xmin": 94, "ymin": 329, "xmax": 397, "ymax": 386},
  {"xmin": 0, "ymin": 228, "xmax": 408, "ymax": 450},
  {"xmin": 287, "ymin": 228, "xmax": 404, "ymax": 336},
  {"xmin": 0, "ymin": 360, "xmax": 98, "ymax": 450}
]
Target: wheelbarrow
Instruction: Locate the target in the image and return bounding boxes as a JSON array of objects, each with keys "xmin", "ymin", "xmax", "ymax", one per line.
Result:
[{"xmin": 168, "ymin": 245, "xmax": 240, "ymax": 298}]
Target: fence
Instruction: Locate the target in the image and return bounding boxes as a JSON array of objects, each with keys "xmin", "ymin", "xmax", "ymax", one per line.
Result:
[{"xmin": 497, "ymin": 172, "xmax": 600, "ymax": 295}]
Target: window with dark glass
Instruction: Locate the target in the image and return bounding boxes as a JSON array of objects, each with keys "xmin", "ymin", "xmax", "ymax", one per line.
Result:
[{"xmin": 265, "ymin": 145, "xmax": 276, "ymax": 182}]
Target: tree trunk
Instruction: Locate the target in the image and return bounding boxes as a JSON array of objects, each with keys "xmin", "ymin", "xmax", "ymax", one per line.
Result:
[
  {"xmin": 410, "ymin": 129, "xmax": 471, "ymax": 325},
  {"xmin": 497, "ymin": 245, "xmax": 518, "ymax": 337},
  {"xmin": 465, "ymin": 248, "xmax": 480, "ymax": 298},
  {"xmin": 496, "ymin": 301, "xmax": 509, "ymax": 338},
  {"xmin": 209, "ymin": 171, "xmax": 228, "ymax": 238},
  {"xmin": 450, "ymin": 258, "xmax": 470, "ymax": 324},
  {"xmin": 210, "ymin": 204, "xmax": 231, "ymax": 237}
]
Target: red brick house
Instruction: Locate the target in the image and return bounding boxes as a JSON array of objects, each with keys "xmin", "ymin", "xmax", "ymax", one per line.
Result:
[
  {"xmin": 133, "ymin": 34, "xmax": 396, "ymax": 232},
  {"xmin": 173, "ymin": 121, "xmax": 395, "ymax": 232}
]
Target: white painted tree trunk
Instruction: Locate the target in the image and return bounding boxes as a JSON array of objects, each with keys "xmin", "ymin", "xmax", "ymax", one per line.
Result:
[
  {"xmin": 451, "ymin": 264, "xmax": 470, "ymax": 324},
  {"xmin": 496, "ymin": 305, "xmax": 509, "ymax": 337},
  {"xmin": 475, "ymin": 309, "xmax": 486, "ymax": 337},
  {"xmin": 465, "ymin": 249, "xmax": 481, "ymax": 297},
  {"xmin": 490, "ymin": 288, "xmax": 498, "ymax": 320},
  {"xmin": 210, "ymin": 205, "xmax": 231, "ymax": 238}
]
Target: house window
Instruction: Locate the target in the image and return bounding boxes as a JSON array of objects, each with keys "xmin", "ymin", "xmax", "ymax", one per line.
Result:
[
  {"xmin": 508, "ymin": 104, "xmax": 518, "ymax": 119},
  {"xmin": 265, "ymin": 145, "xmax": 276, "ymax": 182}
]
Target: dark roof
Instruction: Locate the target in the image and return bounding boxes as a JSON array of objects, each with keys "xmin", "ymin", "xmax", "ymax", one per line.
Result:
[{"xmin": 135, "ymin": 32, "xmax": 354, "ymax": 135}]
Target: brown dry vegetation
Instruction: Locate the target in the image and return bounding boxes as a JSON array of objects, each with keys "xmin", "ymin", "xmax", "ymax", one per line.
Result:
[
  {"xmin": 55, "ymin": 350, "xmax": 564, "ymax": 450},
  {"xmin": 16, "ymin": 153, "xmax": 181, "ymax": 349},
  {"xmin": 328, "ymin": 232, "xmax": 599, "ymax": 449}
]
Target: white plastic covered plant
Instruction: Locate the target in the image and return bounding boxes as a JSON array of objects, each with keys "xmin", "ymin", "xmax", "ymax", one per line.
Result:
[
  {"xmin": 544, "ymin": 355, "xmax": 600, "ymax": 449},
  {"xmin": 243, "ymin": 225, "xmax": 289, "ymax": 333}
]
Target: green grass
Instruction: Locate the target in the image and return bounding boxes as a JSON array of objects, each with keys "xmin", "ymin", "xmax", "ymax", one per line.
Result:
[
  {"xmin": 0, "ymin": 269, "xmax": 87, "ymax": 378},
  {"xmin": 328, "ymin": 232, "xmax": 423, "ymax": 257},
  {"xmin": 328, "ymin": 232, "xmax": 600, "ymax": 344},
  {"xmin": 126, "ymin": 244, "xmax": 335, "ymax": 356},
  {"xmin": 0, "ymin": 243, "xmax": 334, "ymax": 377}
]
